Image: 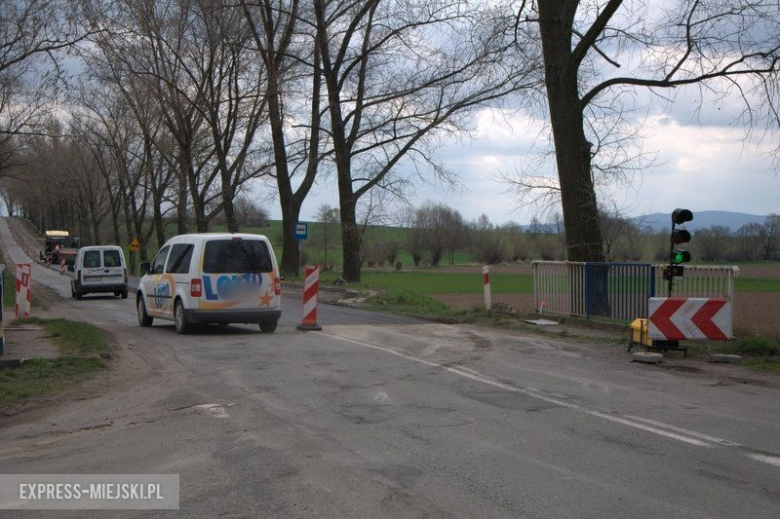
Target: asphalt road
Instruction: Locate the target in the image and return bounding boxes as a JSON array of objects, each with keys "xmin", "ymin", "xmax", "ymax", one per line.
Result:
[{"xmin": 1, "ymin": 219, "xmax": 779, "ymax": 518}]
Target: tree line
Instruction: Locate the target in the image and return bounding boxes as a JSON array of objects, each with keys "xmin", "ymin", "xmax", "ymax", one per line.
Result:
[
  {"xmin": 308, "ymin": 203, "xmax": 780, "ymax": 268},
  {"xmin": 2, "ymin": 1, "xmax": 779, "ymax": 280}
]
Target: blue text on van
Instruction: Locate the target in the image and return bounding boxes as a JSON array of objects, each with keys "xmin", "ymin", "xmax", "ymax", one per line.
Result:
[{"xmin": 203, "ymin": 274, "xmax": 263, "ymax": 300}]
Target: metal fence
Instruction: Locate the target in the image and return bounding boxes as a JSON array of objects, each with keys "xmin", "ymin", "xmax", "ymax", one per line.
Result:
[{"xmin": 532, "ymin": 261, "xmax": 739, "ymax": 323}]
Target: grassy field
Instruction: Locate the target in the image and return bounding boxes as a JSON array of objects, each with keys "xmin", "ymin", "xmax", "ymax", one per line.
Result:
[
  {"xmin": 0, "ymin": 317, "xmax": 112, "ymax": 409},
  {"xmin": 345, "ymin": 271, "xmax": 534, "ymax": 294},
  {"xmin": 733, "ymin": 278, "xmax": 780, "ymax": 292}
]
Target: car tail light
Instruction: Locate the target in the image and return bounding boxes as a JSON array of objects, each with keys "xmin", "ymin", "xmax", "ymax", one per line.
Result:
[
  {"xmin": 191, "ymin": 278, "xmax": 202, "ymax": 297},
  {"xmin": 274, "ymin": 276, "xmax": 281, "ymax": 296}
]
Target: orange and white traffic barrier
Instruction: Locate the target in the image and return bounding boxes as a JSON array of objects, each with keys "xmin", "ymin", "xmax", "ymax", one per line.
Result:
[
  {"xmin": 60, "ymin": 259, "xmax": 66, "ymax": 275},
  {"xmin": 297, "ymin": 265, "xmax": 322, "ymax": 331},
  {"xmin": 15, "ymin": 263, "xmax": 32, "ymax": 319},
  {"xmin": 483, "ymin": 265, "xmax": 491, "ymax": 311}
]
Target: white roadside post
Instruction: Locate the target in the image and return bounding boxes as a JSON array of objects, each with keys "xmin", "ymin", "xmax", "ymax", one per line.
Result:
[
  {"xmin": 483, "ymin": 265, "xmax": 491, "ymax": 311},
  {"xmin": 15, "ymin": 263, "xmax": 32, "ymax": 319}
]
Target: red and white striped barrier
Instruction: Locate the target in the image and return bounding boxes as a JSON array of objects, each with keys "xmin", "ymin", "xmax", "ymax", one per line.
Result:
[
  {"xmin": 297, "ymin": 266, "xmax": 322, "ymax": 331},
  {"xmin": 15, "ymin": 263, "xmax": 32, "ymax": 319},
  {"xmin": 483, "ymin": 265, "xmax": 491, "ymax": 311},
  {"xmin": 649, "ymin": 297, "xmax": 732, "ymax": 341},
  {"xmin": 60, "ymin": 259, "xmax": 66, "ymax": 275}
]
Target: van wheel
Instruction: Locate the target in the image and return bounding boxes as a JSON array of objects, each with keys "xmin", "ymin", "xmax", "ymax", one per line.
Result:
[
  {"xmin": 259, "ymin": 320, "xmax": 278, "ymax": 333},
  {"xmin": 137, "ymin": 296, "xmax": 153, "ymax": 327},
  {"xmin": 121, "ymin": 290, "xmax": 128, "ymax": 299},
  {"xmin": 174, "ymin": 300, "xmax": 190, "ymax": 334},
  {"xmin": 71, "ymin": 285, "xmax": 77, "ymax": 299}
]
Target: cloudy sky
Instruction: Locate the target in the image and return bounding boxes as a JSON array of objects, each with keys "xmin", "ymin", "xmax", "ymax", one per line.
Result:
[
  {"xmin": 260, "ymin": 96, "xmax": 778, "ymax": 226},
  {"xmin": 254, "ymin": 2, "xmax": 780, "ymax": 228}
]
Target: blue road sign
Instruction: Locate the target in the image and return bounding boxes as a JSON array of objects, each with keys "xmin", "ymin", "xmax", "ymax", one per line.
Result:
[{"xmin": 294, "ymin": 222, "xmax": 308, "ymax": 240}]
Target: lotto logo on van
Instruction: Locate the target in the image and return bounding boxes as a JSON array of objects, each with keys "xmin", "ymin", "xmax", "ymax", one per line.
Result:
[
  {"xmin": 154, "ymin": 283, "xmax": 171, "ymax": 309},
  {"xmin": 203, "ymin": 274, "xmax": 263, "ymax": 301}
]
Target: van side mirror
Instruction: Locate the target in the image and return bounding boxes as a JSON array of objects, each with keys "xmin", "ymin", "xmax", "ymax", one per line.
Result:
[
  {"xmin": 67, "ymin": 265, "xmax": 74, "ymax": 272},
  {"xmin": 139, "ymin": 262, "xmax": 151, "ymax": 275}
]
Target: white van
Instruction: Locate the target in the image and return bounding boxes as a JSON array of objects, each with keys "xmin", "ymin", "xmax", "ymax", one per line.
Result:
[
  {"xmin": 71, "ymin": 245, "xmax": 129, "ymax": 299},
  {"xmin": 136, "ymin": 233, "xmax": 281, "ymax": 334}
]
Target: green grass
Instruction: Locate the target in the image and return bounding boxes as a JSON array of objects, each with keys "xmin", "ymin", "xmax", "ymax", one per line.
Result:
[
  {"xmin": 0, "ymin": 317, "xmax": 112, "ymax": 409},
  {"xmin": 726, "ymin": 336, "xmax": 780, "ymax": 357},
  {"xmin": 368, "ymin": 290, "xmax": 458, "ymax": 321},
  {"xmin": 738, "ymin": 358, "xmax": 780, "ymax": 374},
  {"xmin": 686, "ymin": 334, "xmax": 780, "ymax": 375},
  {"xmin": 0, "ymin": 358, "xmax": 105, "ymax": 408},
  {"xmin": 15, "ymin": 317, "xmax": 111, "ymax": 357},
  {"xmin": 354, "ymin": 271, "xmax": 534, "ymax": 294},
  {"xmin": 733, "ymin": 278, "xmax": 780, "ymax": 292}
]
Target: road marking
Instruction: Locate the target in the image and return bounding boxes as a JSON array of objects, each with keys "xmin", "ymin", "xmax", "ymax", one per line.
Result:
[
  {"xmin": 749, "ymin": 454, "xmax": 780, "ymax": 468},
  {"xmin": 316, "ymin": 331, "xmax": 720, "ymax": 448},
  {"xmin": 625, "ymin": 415, "xmax": 742, "ymax": 447}
]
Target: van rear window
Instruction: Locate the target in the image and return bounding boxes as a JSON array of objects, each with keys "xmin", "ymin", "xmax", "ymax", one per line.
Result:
[
  {"xmin": 104, "ymin": 250, "xmax": 122, "ymax": 268},
  {"xmin": 203, "ymin": 239, "xmax": 272, "ymax": 274},
  {"xmin": 84, "ymin": 250, "xmax": 101, "ymax": 268}
]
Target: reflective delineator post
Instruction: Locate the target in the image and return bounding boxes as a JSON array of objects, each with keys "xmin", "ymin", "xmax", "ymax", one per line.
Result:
[
  {"xmin": 15, "ymin": 263, "xmax": 31, "ymax": 319},
  {"xmin": 297, "ymin": 265, "xmax": 322, "ymax": 331},
  {"xmin": 60, "ymin": 258, "xmax": 66, "ymax": 275},
  {"xmin": 483, "ymin": 265, "xmax": 491, "ymax": 311}
]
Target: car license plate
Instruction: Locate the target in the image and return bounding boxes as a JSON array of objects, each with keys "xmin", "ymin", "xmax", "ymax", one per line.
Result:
[{"xmin": 86, "ymin": 276, "xmax": 104, "ymax": 283}]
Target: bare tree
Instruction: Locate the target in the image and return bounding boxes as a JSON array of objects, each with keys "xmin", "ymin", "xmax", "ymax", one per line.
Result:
[
  {"xmin": 763, "ymin": 213, "xmax": 780, "ymax": 261},
  {"xmin": 87, "ymin": 0, "xmax": 271, "ymax": 233},
  {"xmin": 241, "ymin": 0, "xmax": 324, "ymax": 277},
  {"xmin": 313, "ymin": 0, "xmax": 538, "ymax": 281},
  {"xmin": 0, "ymin": 1, "xmax": 98, "ymax": 177},
  {"xmin": 734, "ymin": 222, "xmax": 764, "ymax": 262},
  {"xmin": 509, "ymin": 1, "xmax": 780, "ymax": 262},
  {"xmin": 696, "ymin": 225, "xmax": 732, "ymax": 262}
]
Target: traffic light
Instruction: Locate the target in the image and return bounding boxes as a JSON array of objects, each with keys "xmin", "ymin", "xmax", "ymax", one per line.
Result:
[
  {"xmin": 672, "ymin": 208, "xmax": 693, "ymax": 225},
  {"xmin": 671, "ymin": 249, "xmax": 691, "ymax": 264},
  {"xmin": 666, "ymin": 208, "xmax": 693, "ymax": 294},
  {"xmin": 669, "ymin": 208, "xmax": 693, "ymax": 265}
]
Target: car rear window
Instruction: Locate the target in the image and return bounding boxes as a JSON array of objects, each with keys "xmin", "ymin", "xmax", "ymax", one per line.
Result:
[
  {"xmin": 83, "ymin": 250, "xmax": 101, "ymax": 268},
  {"xmin": 104, "ymin": 250, "xmax": 122, "ymax": 268},
  {"xmin": 203, "ymin": 239, "xmax": 272, "ymax": 274}
]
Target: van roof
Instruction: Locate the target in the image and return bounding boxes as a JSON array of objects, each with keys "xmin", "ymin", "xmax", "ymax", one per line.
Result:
[
  {"xmin": 80, "ymin": 245, "xmax": 124, "ymax": 251},
  {"xmin": 168, "ymin": 233, "xmax": 271, "ymax": 241}
]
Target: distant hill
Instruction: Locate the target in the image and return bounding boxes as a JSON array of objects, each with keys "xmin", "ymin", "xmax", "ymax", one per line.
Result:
[{"xmin": 636, "ymin": 211, "xmax": 767, "ymax": 232}]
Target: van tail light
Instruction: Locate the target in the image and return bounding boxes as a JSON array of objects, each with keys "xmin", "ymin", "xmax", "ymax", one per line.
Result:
[
  {"xmin": 274, "ymin": 276, "xmax": 281, "ymax": 296},
  {"xmin": 123, "ymin": 268, "xmax": 128, "ymax": 283},
  {"xmin": 191, "ymin": 278, "xmax": 203, "ymax": 298},
  {"xmin": 77, "ymin": 271, "xmax": 81, "ymax": 283}
]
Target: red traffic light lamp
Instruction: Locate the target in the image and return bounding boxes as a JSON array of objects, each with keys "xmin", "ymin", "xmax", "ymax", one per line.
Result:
[{"xmin": 672, "ymin": 208, "xmax": 693, "ymax": 225}]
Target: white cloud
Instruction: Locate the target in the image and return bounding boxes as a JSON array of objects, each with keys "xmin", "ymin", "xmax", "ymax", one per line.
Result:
[{"xmin": 258, "ymin": 105, "xmax": 777, "ymax": 227}]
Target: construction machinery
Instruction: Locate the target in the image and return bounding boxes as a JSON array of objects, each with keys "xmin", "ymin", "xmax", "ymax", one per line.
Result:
[{"xmin": 41, "ymin": 230, "xmax": 80, "ymax": 266}]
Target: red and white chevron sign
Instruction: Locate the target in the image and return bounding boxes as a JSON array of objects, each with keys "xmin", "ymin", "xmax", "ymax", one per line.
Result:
[{"xmin": 649, "ymin": 298, "xmax": 732, "ymax": 341}]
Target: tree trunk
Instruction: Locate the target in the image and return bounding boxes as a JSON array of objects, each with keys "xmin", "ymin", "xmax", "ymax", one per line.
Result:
[
  {"xmin": 539, "ymin": 1, "xmax": 604, "ymax": 263},
  {"xmin": 278, "ymin": 194, "xmax": 301, "ymax": 278},
  {"xmin": 339, "ymin": 196, "xmax": 361, "ymax": 282},
  {"xmin": 222, "ymin": 187, "xmax": 239, "ymax": 233},
  {"xmin": 192, "ymin": 197, "xmax": 209, "ymax": 233},
  {"xmin": 176, "ymin": 154, "xmax": 189, "ymax": 234}
]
